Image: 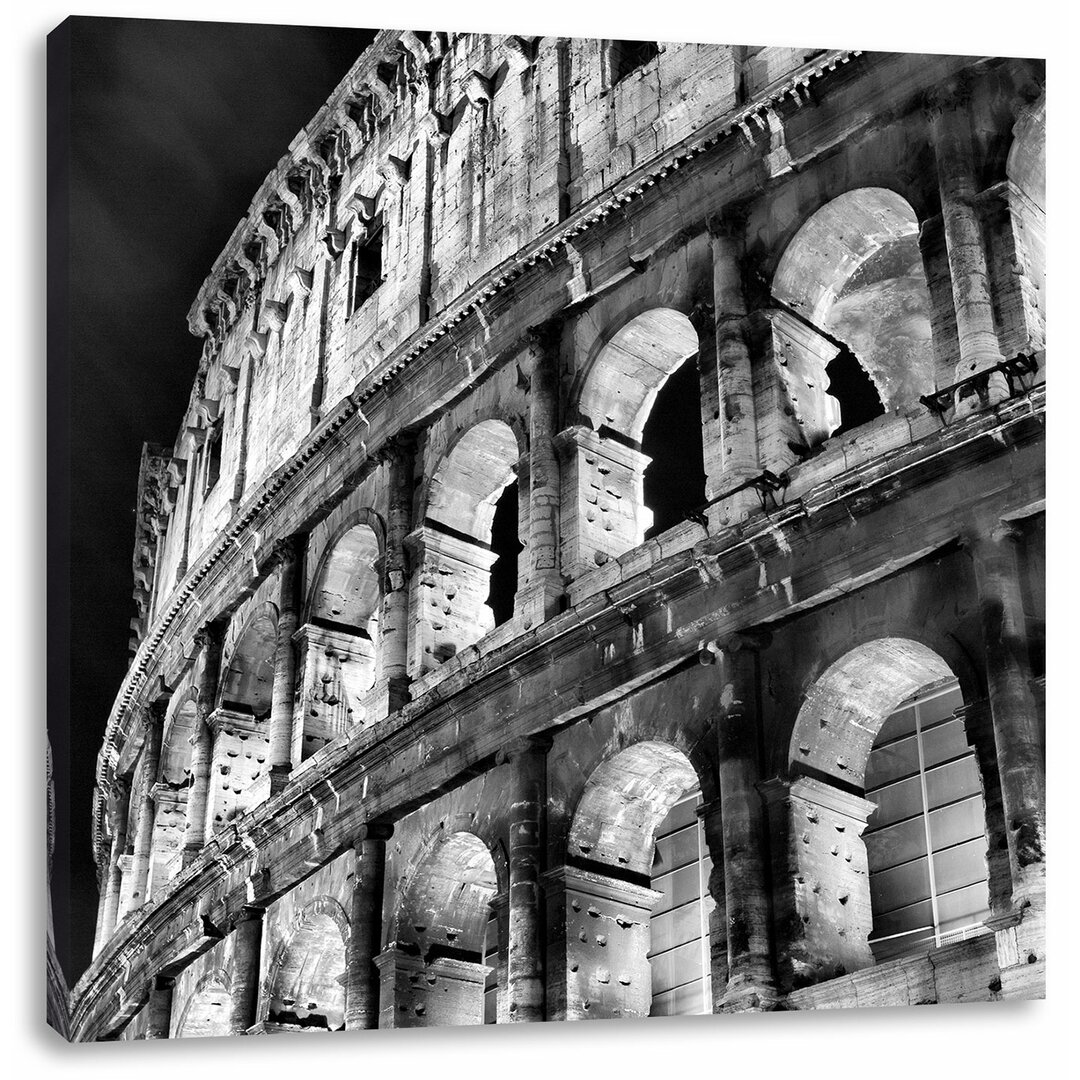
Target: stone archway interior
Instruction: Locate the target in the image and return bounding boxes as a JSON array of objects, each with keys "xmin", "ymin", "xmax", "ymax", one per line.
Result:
[
  {"xmin": 310, "ymin": 523, "xmax": 381, "ymax": 637},
  {"xmin": 426, "ymin": 420, "xmax": 519, "ymax": 543},
  {"xmin": 578, "ymin": 309, "xmax": 699, "ymax": 441},
  {"xmin": 160, "ymin": 697, "xmax": 197, "ymax": 786},
  {"xmin": 773, "ymin": 187, "xmax": 933, "ymax": 413},
  {"xmin": 569, "ymin": 740, "xmax": 698, "ymax": 877},
  {"xmin": 220, "ymin": 609, "xmax": 277, "ymax": 715},
  {"xmin": 397, "ymin": 831, "xmax": 497, "ymax": 961},
  {"xmin": 789, "ymin": 637, "xmax": 956, "ymax": 789},
  {"xmin": 176, "ymin": 980, "xmax": 232, "ymax": 1039},
  {"xmin": 267, "ymin": 909, "xmax": 348, "ymax": 1030}
]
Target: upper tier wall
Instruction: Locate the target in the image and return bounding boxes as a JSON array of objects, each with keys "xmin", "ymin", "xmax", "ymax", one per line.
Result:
[{"xmin": 135, "ymin": 34, "xmax": 820, "ymax": 634}]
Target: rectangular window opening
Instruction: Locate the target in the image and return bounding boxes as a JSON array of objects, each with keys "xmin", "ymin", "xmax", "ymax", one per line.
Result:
[
  {"xmin": 610, "ymin": 40, "xmax": 660, "ymax": 85},
  {"xmin": 348, "ymin": 219, "xmax": 384, "ymax": 316}
]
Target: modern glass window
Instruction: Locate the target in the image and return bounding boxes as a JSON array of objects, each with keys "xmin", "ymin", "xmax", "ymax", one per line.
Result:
[
  {"xmin": 648, "ymin": 789, "xmax": 713, "ymax": 1015},
  {"xmin": 864, "ymin": 679, "xmax": 991, "ymax": 962}
]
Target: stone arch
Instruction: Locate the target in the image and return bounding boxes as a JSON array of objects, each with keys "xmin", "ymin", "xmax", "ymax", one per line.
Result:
[
  {"xmin": 788, "ymin": 637, "xmax": 956, "ymax": 789},
  {"xmin": 305, "ymin": 511, "xmax": 385, "ymax": 634},
  {"xmin": 410, "ymin": 419, "xmax": 523, "ymax": 674},
  {"xmin": 559, "ymin": 740, "xmax": 716, "ymax": 1019},
  {"xmin": 219, "ymin": 601, "xmax": 279, "ymax": 716},
  {"xmin": 568, "ymin": 740, "xmax": 700, "ymax": 876},
  {"xmin": 575, "ymin": 307, "xmax": 700, "ymax": 442},
  {"xmin": 562, "ymin": 308, "xmax": 703, "ymax": 575},
  {"xmin": 148, "ymin": 690, "xmax": 198, "ymax": 899},
  {"xmin": 174, "ymin": 969, "xmax": 232, "ymax": 1039},
  {"xmin": 382, "ymin": 829, "xmax": 499, "ymax": 1027},
  {"xmin": 295, "ymin": 513, "xmax": 384, "ymax": 754},
  {"xmin": 424, "ymin": 419, "xmax": 522, "ymax": 540},
  {"xmin": 773, "ymin": 187, "xmax": 933, "ymax": 417},
  {"xmin": 160, "ymin": 690, "xmax": 198, "ymax": 786},
  {"xmin": 264, "ymin": 897, "xmax": 350, "ymax": 1031},
  {"xmin": 771, "ymin": 637, "xmax": 991, "ymax": 986}
]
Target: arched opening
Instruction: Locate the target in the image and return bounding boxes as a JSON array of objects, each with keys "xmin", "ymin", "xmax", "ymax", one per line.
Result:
[
  {"xmin": 413, "ymin": 420, "xmax": 520, "ymax": 674},
  {"xmin": 567, "ymin": 309, "xmax": 702, "ymax": 574},
  {"xmin": 266, "ymin": 903, "xmax": 348, "ymax": 1032},
  {"xmin": 148, "ymin": 696, "xmax": 197, "ymax": 899},
  {"xmin": 309, "ymin": 522, "xmax": 381, "ymax": 637},
  {"xmin": 385, "ymin": 831, "xmax": 498, "ymax": 1026},
  {"xmin": 785, "ymin": 639, "xmax": 990, "ymax": 982},
  {"xmin": 207, "ymin": 606, "xmax": 277, "ymax": 834},
  {"xmin": 641, "ymin": 356, "xmax": 707, "ymax": 540},
  {"xmin": 486, "ymin": 481, "xmax": 522, "ymax": 627},
  {"xmin": 175, "ymin": 977, "xmax": 232, "ymax": 1039},
  {"xmin": 298, "ymin": 521, "xmax": 382, "ymax": 754},
  {"xmin": 773, "ymin": 188, "xmax": 932, "ymax": 426},
  {"xmin": 565, "ymin": 742, "xmax": 714, "ymax": 1018},
  {"xmin": 220, "ymin": 608, "xmax": 277, "ymax": 717}
]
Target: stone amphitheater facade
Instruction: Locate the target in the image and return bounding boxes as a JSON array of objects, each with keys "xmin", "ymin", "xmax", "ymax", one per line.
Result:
[{"xmin": 71, "ymin": 31, "xmax": 1045, "ymax": 1039}]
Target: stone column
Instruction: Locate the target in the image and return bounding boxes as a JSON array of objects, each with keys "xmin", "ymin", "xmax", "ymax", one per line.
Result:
[
  {"xmin": 344, "ymin": 823, "xmax": 393, "ymax": 1030},
  {"xmin": 520, "ymin": 324, "xmax": 563, "ymax": 628},
  {"xmin": 145, "ymin": 976, "xmax": 174, "ymax": 1039},
  {"xmin": 96, "ymin": 776, "xmax": 130, "ymax": 950},
  {"xmin": 229, "ymin": 906, "xmax": 265, "ymax": 1035},
  {"xmin": 707, "ymin": 634, "xmax": 777, "ymax": 1011},
  {"xmin": 965, "ymin": 523, "xmax": 1044, "ymax": 901},
  {"xmin": 117, "ymin": 700, "xmax": 166, "ymax": 921},
  {"xmin": 497, "ymin": 737, "xmax": 550, "ymax": 1022},
  {"xmin": 184, "ymin": 623, "xmax": 223, "ymax": 864},
  {"xmin": 704, "ymin": 214, "xmax": 760, "ymax": 525},
  {"xmin": 369, "ymin": 437, "xmax": 415, "ymax": 719},
  {"xmin": 268, "ymin": 537, "xmax": 302, "ymax": 793},
  {"xmin": 928, "ymin": 81, "xmax": 1006, "ymax": 398}
]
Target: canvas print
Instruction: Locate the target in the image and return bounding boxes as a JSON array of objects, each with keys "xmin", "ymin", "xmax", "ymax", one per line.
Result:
[{"xmin": 46, "ymin": 19, "xmax": 1046, "ymax": 1041}]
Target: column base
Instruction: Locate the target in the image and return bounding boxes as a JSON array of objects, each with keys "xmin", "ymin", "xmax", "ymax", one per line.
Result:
[
  {"xmin": 268, "ymin": 765, "xmax": 292, "ymax": 796},
  {"xmin": 516, "ymin": 579, "xmax": 563, "ymax": 630},
  {"xmin": 719, "ymin": 974, "xmax": 780, "ymax": 1014},
  {"xmin": 364, "ymin": 675, "xmax": 411, "ymax": 724}
]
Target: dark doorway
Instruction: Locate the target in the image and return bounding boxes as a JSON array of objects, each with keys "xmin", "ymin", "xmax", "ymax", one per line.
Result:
[
  {"xmin": 826, "ymin": 346, "xmax": 885, "ymax": 436},
  {"xmin": 487, "ymin": 481, "xmax": 521, "ymax": 626},
  {"xmin": 641, "ymin": 357, "xmax": 707, "ymax": 541}
]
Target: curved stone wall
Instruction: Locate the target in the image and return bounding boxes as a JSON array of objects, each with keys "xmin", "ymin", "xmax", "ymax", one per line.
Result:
[{"xmin": 74, "ymin": 36, "xmax": 1045, "ymax": 1040}]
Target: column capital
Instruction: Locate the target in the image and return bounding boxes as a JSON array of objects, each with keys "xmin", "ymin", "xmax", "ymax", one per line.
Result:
[
  {"xmin": 698, "ymin": 628, "xmax": 772, "ymax": 665},
  {"xmin": 706, "ymin": 207, "xmax": 749, "ymax": 241},
  {"xmin": 688, "ymin": 299, "xmax": 715, "ymax": 338},
  {"xmin": 233, "ymin": 904, "xmax": 266, "ymax": 927},
  {"xmin": 960, "ymin": 518, "xmax": 1025, "ymax": 552},
  {"xmin": 373, "ymin": 431, "xmax": 418, "ymax": 468},
  {"xmin": 265, "ymin": 533, "xmax": 303, "ymax": 573},
  {"xmin": 495, "ymin": 733, "xmax": 553, "ymax": 766},
  {"xmin": 145, "ymin": 698, "xmax": 169, "ymax": 726},
  {"xmin": 923, "ymin": 74, "xmax": 974, "ymax": 123},
  {"xmin": 354, "ymin": 822, "xmax": 394, "ymax": 846},
  {"xmin": 525, "ymin": 318, "xmax": 563, "ymax": 357}
]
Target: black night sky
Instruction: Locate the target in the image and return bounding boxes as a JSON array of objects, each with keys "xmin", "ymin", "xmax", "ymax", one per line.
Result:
[{"xmin": 52, "ymin": 16, "xmax": 377, "ymax": 986}]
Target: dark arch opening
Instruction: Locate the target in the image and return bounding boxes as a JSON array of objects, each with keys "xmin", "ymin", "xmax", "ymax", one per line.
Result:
[
  {"xmin": 826, "ymin": 346, "xmax": 885, "ymax": 436},
  {"xmin": 486, "ymin": 480, "xmax": 521, "ymax": 627},
  {"xmin": 641, "ymin": 357, "xmax": 706, "ymax": 541}
]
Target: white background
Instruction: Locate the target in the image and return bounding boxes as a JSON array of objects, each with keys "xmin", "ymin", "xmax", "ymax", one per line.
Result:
[{"xmin": 5, "ymin": 0, "xmax": 1075, "ymax": 1074}]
